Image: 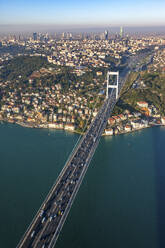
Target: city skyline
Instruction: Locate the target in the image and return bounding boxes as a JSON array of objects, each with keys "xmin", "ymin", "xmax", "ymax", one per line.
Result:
[{"xmin": 1, "ymin": 0, "xmax": 165, "ymax": 26}]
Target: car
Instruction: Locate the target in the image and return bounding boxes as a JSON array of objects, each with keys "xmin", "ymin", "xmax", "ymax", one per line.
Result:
[
  {"xmin": 42, "ymin": 217, "xmax": 46, "ymax": 223},
  {"xmin": 40, "ymin": 210, "xmax": 44, "ymax": 217},
  {"xmin": 31, "ymin": 230, "xmax": 35, "ymax": 238}
]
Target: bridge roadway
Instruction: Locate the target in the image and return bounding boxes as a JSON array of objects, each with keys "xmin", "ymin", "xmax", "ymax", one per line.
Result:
[
  {"xmin": 17, "ymin": 90, "xmax": 118, "ymax": 248},
  {"xmin": 17, "ymin": 56, "xmax": 142, "ymax": 248}
]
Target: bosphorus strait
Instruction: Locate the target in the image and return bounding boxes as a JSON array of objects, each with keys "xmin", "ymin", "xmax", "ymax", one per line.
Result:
[{"xmin": 1, "ymin": 124, "xmax": 165, "ymax": 248}]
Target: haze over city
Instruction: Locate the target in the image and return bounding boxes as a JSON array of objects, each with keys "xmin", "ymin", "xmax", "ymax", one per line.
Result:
[{"xmin": 1, "ymin": 0, "xmax": 165, "ymax": 33}]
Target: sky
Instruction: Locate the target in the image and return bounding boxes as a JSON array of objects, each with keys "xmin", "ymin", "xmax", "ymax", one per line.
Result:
[{"xmin": 0, "ymin": 0, "xmax": 165, "ymax": 27}]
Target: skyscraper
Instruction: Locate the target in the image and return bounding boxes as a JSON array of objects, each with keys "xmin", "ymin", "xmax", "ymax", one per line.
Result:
[
  {"xmin": 120, "ymin": 27, "xmax": 123, "ymax": 38},
  {"xmin": 33, "ymin": 32, "xmax": 37, "ymax": 41},
  {"xmin": 104, "ymin": 30, "xmax": 108, "ymax": 40}
]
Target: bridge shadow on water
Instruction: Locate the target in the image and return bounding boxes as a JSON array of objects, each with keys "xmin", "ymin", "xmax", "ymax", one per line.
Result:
[{"xmin": 152, "ymin": 126, "xmax": 165, "ymax": 248}]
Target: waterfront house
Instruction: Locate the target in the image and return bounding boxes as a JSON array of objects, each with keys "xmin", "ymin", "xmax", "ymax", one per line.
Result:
[
  {"xmin": 114, "ymin": 128, "xmax": 119, "ymax": 135},
  {"xmin": 105, "ymin": 128, "xmax": 113, "ymax": 135},
  {"xmin": 65, "ymin": 124, "xmax": 75, "ymax": 131},
  {"xmin": 130, "ymin": 120, "xmax": 141, "ymax": 129},
  {"xmin": 47, "ymin": 123, "xmax": 57, "ymax": 129},
  {"xmin": 161, "ymin": 117, "xmax": 165, "ymax": 125},
  {"xmin": 125, "ymin": 125, "xmax": 132, "ymax": 132},
  {"xmin": 141, "ymin": 119, "xmax": 149, "ymax": 127},
  {"xmin": 117, "ymin": 125, "xmax": 122, "ymax": 132},
  {"xmin": 55, "ymin": 122, "xmax": 64, "ymax": 129}
]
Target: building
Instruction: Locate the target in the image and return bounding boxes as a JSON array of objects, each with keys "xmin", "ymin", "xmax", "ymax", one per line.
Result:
[
  {"xmin": 141, "ymin": 119, "xmax": 149, "ymax": 127},
  {"xmin": 104, "ymin": 30, "xmax": 108, "ymax": 40},
  {"xmin": 33, "ymin": 32, "xmax": 37, "ymax": 41},
  {"xmin": 65, "ymin": 124, "xmax": 75, "ymax": 131},
  {"xmin": 120, "ymin": 27, "xmax": 123, "ymax": 38},
  {"xmin": 161, "ymin": 117, "xmax": 165, "ymax": 125},
  {"xmin": 47, "ymin": 123, "xmax": 57, "ymax": 129},
  {"xmin": 96, "ymin": 71, "xmax": 103, "ymax": 76},
  {"xmin": 137, "ymin": 101, "xmax": 148, "ymax": 108},
  {"xmin": 108, "ymin": 118, "xmax": 115, "ymax": 125},
  {"xmin": 105, "ymin": 128, "xmax": 113, "ymax": 135},
  {"xmin": 130, "ymin": 120, "xmax": 141, "ymax": 129},
  {"xmin": 118, "ymin": 114, "xmax": 126, "ymax": 120},
  {"xmin": 133, "ymin": 112, "xmax": 141, "ymax": 118},
  {"xmin": 114, "ymin": 128, "xmax": 119, "ymax": 135},
  {"xmin": 55, "ymin": 123, "xmax": 63, "ymax": 129},
  {"xmin": 125, "ymin": 125, "xmax": 131, "ymax": 132},
  {"xmin": 112, "ymin": 115, "xmax": 121, "ymax": 123}
]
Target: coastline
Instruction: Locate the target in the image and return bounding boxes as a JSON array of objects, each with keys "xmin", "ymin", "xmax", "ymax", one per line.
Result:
[
  {"xmin": 0, "ymin": 119, "xmax": 85, "ymax": 135},
  {"xmin": 1, "ymin": 119, "xmax": 164, "ymax": 137}
]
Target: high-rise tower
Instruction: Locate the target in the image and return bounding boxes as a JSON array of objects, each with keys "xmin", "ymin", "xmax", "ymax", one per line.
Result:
[
  {"xmin": 33, "ymin": 32, "xmax": 37, "ymax": 41},
  {"xmin": 104, "ymin": 30, "xmax": 108, "ymax": 40},
  {"xmin": 120, "ymin": 27, "xmax": 123, "ymax": 38}
]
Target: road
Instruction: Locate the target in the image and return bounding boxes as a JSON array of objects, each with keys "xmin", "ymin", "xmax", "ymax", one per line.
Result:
[{"xmin": 17, "ymin": 53, "xmax": 149, "ymax": 248}]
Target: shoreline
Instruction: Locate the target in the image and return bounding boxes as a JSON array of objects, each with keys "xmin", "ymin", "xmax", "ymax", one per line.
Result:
[
  {"xmin": 1, "ymin": 119, "xmax": 164, "ymax": 137},
  {"xmin": 0, "ymin": 119, "xmax": 85, "ymax": 135}
]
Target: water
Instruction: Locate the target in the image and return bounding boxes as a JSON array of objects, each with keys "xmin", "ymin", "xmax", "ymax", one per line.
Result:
[{"xmin": 0, "ymin": 124, "xmax": 165, "ymax": 248}]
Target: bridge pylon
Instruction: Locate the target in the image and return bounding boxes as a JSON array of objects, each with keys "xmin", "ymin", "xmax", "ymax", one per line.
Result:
[{"xmin": 106, "ymin": 71, "xmax": 119, "ymax": 100}]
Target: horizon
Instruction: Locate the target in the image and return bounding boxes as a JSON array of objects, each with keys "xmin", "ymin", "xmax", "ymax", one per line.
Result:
[
  {"xmin": 1, "ymin": 0, "xmax": 165, "ymax": 28},
  {"xmin": 0, "ymin": 24, "xmax": 165, "ymax": 35}
]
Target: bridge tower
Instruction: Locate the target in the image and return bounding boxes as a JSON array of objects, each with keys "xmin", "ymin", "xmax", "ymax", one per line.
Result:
[{"xmin": 106, "ymin": 71, "xmax": 119, "ymax": 100}]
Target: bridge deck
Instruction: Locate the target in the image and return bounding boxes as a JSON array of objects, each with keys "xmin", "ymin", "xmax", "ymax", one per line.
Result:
[{"xmin": 17, "ymin": 63, "xmax": 132, "ymax": 248}]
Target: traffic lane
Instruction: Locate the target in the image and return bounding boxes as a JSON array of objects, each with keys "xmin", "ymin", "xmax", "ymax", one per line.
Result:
[{"xmin": 17, "ymin": 80, "xmax": 122, "ymax": 247}]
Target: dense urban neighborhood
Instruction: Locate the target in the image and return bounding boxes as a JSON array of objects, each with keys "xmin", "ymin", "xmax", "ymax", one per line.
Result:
[{"xmin": 0, "ymin": 32, "xmax": 165, "ymax": 135}]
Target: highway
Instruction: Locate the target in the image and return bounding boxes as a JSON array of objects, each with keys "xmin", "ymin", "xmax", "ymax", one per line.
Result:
[
  {"xmin": 17, "ymin": 53, "xmax": 149, "ymax": 248},
  {"xmin": 17, "ymin": 92, "xmax": 117, "ymax": 248}
]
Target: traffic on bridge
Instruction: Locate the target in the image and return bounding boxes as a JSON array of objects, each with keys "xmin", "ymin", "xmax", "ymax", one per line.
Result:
[{"xmin": 17, "ymin": 53, "xmax": 148, "ymax": 248}]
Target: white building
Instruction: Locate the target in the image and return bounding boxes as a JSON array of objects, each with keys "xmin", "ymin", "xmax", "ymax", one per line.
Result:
[
  {"xmin": 105, "ymin": 128, "xmax": 113, "ymax": 135},
  {"xmin": 130, "ymin": 120, "xmax": 141, "ymax": 129},
  {"xmin": 47, "ymin": 123, "xmax": 57, "ymax": 129},
  {"xmin": 141, "ymin": 119, "xmax": 149, "ymax": 127},
  {"xmin": 65, "ymin": 124, "xmax": 75, "ymax": 131},
  {"xmin": 161, "ymin": 117, "xmax": 165, "ymax": 125},
  {"xmin": 125, "ymin": 125, "xmax": 131, "ymax": 132}
]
